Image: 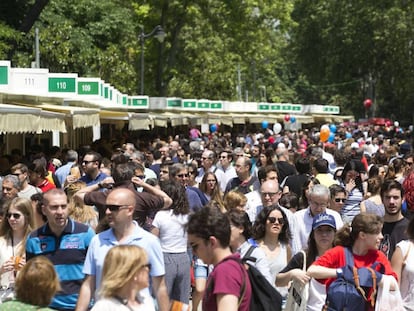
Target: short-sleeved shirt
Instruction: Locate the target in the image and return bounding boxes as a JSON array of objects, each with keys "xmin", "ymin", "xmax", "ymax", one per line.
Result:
[
  {"xmin": 79, "ymin": 171, "xmax": 107, "ymax": 187},
  {"xmin": 26, "ymin": 219, "xmax": 95, "ymax": 310},
  {"xmin": 83, "ymin": 221, "xmax": 165, "ymax": 298},
  {"xmin": 203, "ymin": 253, "xmax": 252, "ymax": 311},
  {"xmin": 380, "ymin": 217, "xmax": 409, "ymax": 259},
  {"xmin": 225, "ymin": 176, "xmax": 260, "ymax": 195}
]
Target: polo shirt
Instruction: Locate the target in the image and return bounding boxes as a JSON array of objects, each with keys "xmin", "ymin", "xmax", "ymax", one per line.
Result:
[
  {"xmin": 83, "ymin": 221, "xmax": 165, "ymax": 299},
  {"xmin": 78, "ymin": 171, "xmax": 107, "ymax": 187},
  {"xmin": 26, "ymin": 219, "xmax": 95, "ymax": 310}
]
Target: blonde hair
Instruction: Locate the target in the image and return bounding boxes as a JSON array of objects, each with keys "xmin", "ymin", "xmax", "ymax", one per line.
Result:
[
  {"xmin": 15, "ymin": 256, "xmax": 60, "ymax": 307},
  {"xmin": 224, "ymin": 191, "xmax": 247, "ymax": 211},
  {"xmin": 65, "ymin": 181, "xmax": 98, "ymax": 230},
  {"xmin": 99, "ymin": 245, "xmax": 148, "ymax": 298}
]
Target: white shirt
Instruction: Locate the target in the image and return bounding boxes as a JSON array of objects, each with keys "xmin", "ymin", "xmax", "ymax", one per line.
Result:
[
  {"xmin": 91, "ymin": 296, "xmax": 155, "ymax": 311},
  {"xmin": 216, "ymin": 165, "xmax": 237, "ymax": 191},
  {"xmin": 292, "ymin": 207, "xmax": 343, "ymax": 254},
  {"xmin": 152, "ymin": 210, "xmax": 188, "ymax": 253}
]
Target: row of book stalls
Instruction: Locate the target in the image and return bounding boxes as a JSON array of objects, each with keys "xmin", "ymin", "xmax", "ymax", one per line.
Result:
[{"xmin": 0, "ymin": 60, "xmax": 353, "ymax": 154}]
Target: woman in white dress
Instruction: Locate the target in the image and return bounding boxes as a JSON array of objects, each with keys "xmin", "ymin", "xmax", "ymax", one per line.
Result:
[
  {"xmin": 0, "ymin": 197, "xmax": 34, "ymax": 290},
  {"xmin": 391, "ymin": 216, "xmax": 414, "ymax": 310}
]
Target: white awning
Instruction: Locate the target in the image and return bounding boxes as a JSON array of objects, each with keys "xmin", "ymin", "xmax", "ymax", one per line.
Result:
[{"xmin": 38, "ymin": 103, "xmax": 100, "ymax": 129}]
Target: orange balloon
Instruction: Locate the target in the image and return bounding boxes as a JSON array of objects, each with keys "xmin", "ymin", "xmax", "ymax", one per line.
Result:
[{"xmin": 320, "ymin": 127, "xmax": 330, "ymax": 142}]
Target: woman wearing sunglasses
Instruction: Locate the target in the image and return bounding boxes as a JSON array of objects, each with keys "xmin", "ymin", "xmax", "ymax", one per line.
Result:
[
  {"xmin": 0, "ymin": 197, "xmax": 34, "ymax": 291},
  {"xmin": 252, "ymin": 205, "xmax": 291, "ymax": 299}
]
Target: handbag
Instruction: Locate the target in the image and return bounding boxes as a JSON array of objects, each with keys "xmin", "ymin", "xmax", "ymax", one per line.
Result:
[
  {"xmin": 374, "ymin": 274, "xmax": 404, "ymax": 311},
  {"xmin": 284, "ymin": 251, "xmax": 309, "ymax": 311}
]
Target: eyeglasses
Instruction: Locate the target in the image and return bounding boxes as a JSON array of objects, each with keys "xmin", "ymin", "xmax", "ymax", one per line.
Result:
[
  {"xmin": 136, "ymin": 175, "xmax": 146, "ymax": 180},
  {"xmin": 261, "ymin": 192, "xmax": 279, "ymax": 198},
  {"xmin": 334, "ymin": 198, "xmax": 346, "ymax": 203},
  {"xmin": 7, "ymin": 213, "xmax": 22, "ymax": 220},
  {"xmin": 201, "ymin": 157, "xmax": 212, "ymax": 160},
  {"xmin": 105, "ymin": 204, "xmax": 130, "ymax": 212},
  {"xmin": 267, "ymin": 216, "xmax": 285, "ymax": 225},
  {"xmin": 12, "ymin": 172, "xmax": 22, "ymax": 176},
  {"xmin": 177, "ymin": 173, "xmax": 189, "ymax": 178},
  {"xmin": 82, "ymin": 160, "xmax": 96, "ymax": 165},
  {"xmin": 405, "ymin": 161, "xmax": 414, "ymax": 166}
]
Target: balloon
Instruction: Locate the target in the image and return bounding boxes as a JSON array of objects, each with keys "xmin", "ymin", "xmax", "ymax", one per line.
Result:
[
  {"xmin": 345, "ymin": 132, "xmax": 352, "ymax": 139},
  {"xmin": 261, "ymin": 120, "xmax": 269, "ymax": 129},
  {"xmin": 364, "ymin": 99, "xmax": 372, "ymax": 109},
  {"xmin": 290, "ymin": 116, "xmax": 296, "ymax": 123},
  {"xmin": 210, "ymin": 124, "xmax": 217, "ymax": 133},
  {"xmin": 273, "ymin": 123, "xmax": 282, "ymax": 134},
  {"xmin": 328, "ymin": 132, "xmax": 335, "ymax": 143},
  {"xmin": 284, "ymin": 114, "xmax": 290, "ymax": 122},
  {"xmin": 329, "ymin": 124, "xmax": 337, "ymax": 133},
  {"xmin": 394, "ymin": 121, "xmax": 399, "ymax": 127},
  {"xmin": 320, "ymin": 127, "xmax": 330, "ymax": 142}
]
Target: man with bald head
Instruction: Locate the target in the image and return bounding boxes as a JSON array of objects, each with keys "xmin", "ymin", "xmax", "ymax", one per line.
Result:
[{"xmin": 76, "ymin": 188, "xmax": 169, "ymax": 311}]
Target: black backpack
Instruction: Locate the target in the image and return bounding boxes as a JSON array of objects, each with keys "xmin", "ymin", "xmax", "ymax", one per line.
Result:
[
  {"xmin": 239, "ymin": 246, "xmax": 283, "ymax": 311},
  {"xmin": 323, "ymin": 247, "xmax": 384, "ymax": 311}
]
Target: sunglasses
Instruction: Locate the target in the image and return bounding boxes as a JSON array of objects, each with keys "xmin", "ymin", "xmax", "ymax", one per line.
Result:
[
  {"xmin": 267, "ymin": 216, "xmax": 285, "ymax": 225},
  {"xmin": 334, "ymin": 198, "xmax": 346, "ymax": 203},
  {"xmin": 261, "ymin": 192, "xmax": 279, "ymax": 198},
  {"xmin": 135, "ymin": 175, "xmax": 146, "ymax": 180},
  {"xmin": 105, "ymin": 204, "xmax": 130, "ymax": 212},
  {"xmin": 177, "ymin": 173, "xmax": 189, "ymax": 178},
  {"xmin": 7, "ymin": 213, "xmax": 22, "ymax": 220}
]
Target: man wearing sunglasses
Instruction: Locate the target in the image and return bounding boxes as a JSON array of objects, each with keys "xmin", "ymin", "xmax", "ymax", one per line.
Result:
[
  {"xmin": 26, "ymin": 188, "xmax": 95, "ymax": 310},
  {"xmin": 77, "ymin": 188, "xmax": 169, "ymax": 311}
]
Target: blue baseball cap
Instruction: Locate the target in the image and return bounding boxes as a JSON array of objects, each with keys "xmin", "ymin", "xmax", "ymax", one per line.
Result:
[{"xmin": 312, "ymin": 213, "xmax": 336, "ymax": 230}]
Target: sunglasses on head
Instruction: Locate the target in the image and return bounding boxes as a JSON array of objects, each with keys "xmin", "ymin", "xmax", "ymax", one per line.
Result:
[
  {"xmin": 7, "ymin": 213, "xmax": 22, "ymax": 220},
  {"xmin": 267, "ymin": 216, "xmax": 285, "ymax": 225}
]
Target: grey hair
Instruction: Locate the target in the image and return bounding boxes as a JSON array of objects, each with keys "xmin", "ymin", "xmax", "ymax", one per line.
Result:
[
  {"xmin": 309, "ymin": 183, "xmax": 329, "ymax": 198},
  {"xmin": 3, "ymin": 174, "xmax": 21, "ymax": 191}
]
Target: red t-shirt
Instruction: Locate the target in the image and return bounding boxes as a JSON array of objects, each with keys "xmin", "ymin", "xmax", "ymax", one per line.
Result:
[
  {"xmin": 203, "ymin": 253, "xmax": 252, "ymax": 311},
  {"xmin": 313, "ymin": 245, "xmax": 397, "ymax": 310}
]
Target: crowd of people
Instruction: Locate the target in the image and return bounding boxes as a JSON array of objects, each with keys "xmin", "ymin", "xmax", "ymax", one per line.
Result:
[{"xmin": 0, "ymin": 122, "xmax": 413, "ymax": 310}]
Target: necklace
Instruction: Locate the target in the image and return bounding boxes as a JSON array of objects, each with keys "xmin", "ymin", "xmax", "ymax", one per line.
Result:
[{"xmin": 114, "ymin": 295, "xmax": 140, "ymax": 311}]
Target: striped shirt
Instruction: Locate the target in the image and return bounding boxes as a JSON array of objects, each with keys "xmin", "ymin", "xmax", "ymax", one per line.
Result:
[{"xmin": 26, "ymin": 219, "xmax": 95, "ymax": 310}]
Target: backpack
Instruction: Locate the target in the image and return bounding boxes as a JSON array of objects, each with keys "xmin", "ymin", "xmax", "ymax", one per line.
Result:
[
  {"xmin": 323, "ymin": 247, "xmax": 384, "ymax": 311},
  {"xmin": 239, "ymin": 246, "xmax": 283, "ymax": 311}
]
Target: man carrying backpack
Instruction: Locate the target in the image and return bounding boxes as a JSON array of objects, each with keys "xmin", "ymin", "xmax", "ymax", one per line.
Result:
[
  {"xmin": 307, "ymin": 213, "xmax": 397, "ymax": 311},
  {"xmin": 187, "ymin": 206, "xmax": 252, "ymax": 310}
]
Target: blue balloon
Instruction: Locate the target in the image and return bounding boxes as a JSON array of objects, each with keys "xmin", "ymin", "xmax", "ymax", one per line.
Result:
[
  {"xmin": 261, "ymin": 120, "xmax": 269, "ymax": 129},
  {"xmin": 290, "ymin": 116, "xmax": 296, "ymax": 123},
  {"xmin": 210, "ymin": 124, "xmax": 217, "ymax": 133},
  {"xmin": 329, "ymin": 124, "xmax": 337, "ymax": 133},
  {"xmin": 345, "ymin": 132, "xmax": 352, "ymax": 139},
  {"xmin": 328, "ymin": 132, "xmax": 335, "ymax": 143}
]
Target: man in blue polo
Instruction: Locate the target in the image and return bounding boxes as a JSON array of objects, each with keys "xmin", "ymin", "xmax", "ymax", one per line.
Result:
[
  {"xmin": 76, "ymin": 188, "xmax": 169, "ymax": 311},
  {"xmin": 26, "ymin": 188, "xmax": 95, "ymax": 311}
]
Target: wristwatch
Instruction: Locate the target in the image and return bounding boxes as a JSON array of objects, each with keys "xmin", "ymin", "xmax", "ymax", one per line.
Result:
[{"xmin": 336, "ymin": 268, "xmax": 343, "ymax": 278}]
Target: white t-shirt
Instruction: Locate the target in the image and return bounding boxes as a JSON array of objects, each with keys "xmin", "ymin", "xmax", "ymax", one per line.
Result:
[
  {"xmin": 396, "ymin": 240, "xmax": 414, "ymax": 310},
  {"xmin": 152, "ymin": 210, "xmax": 189, "ymax": 253}
]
